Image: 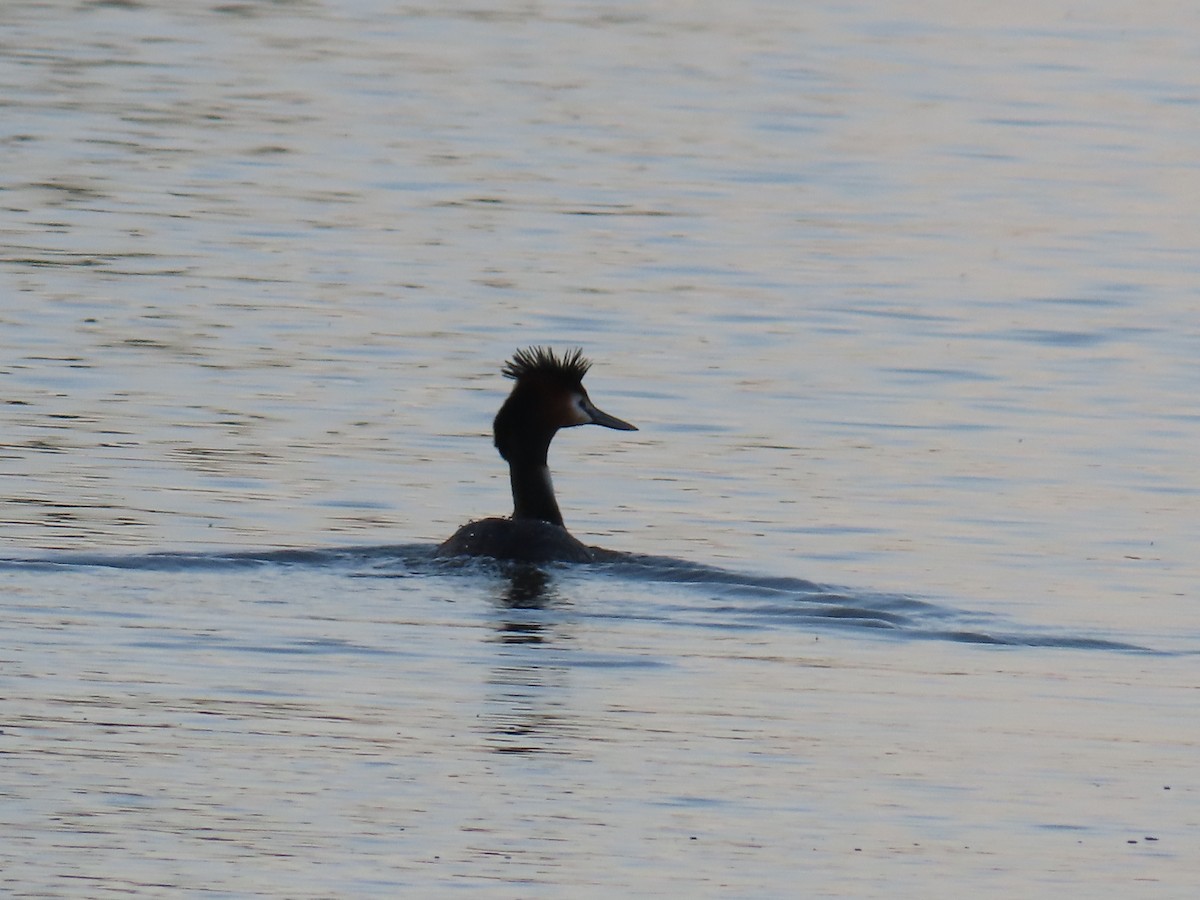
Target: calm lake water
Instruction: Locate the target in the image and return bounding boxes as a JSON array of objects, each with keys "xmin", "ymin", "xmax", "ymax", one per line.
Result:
[{"xmin": 2, "ymin": 1, "xmax": 1198, "ymax": 896}]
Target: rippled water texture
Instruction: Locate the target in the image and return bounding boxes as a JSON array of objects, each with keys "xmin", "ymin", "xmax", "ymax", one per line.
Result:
[{"xmin": 2, "ymin": 1, "xmax": 1198, "ymax": 896}]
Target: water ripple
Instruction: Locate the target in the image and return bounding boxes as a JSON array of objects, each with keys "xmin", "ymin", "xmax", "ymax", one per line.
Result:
[{"xmin": 0, "ymin": 543, "xmax": 1170, "ymax": 654}]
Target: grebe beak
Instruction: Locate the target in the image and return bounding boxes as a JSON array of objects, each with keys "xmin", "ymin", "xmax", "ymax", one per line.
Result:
[{"xmin": 580, "ymin": 396, "xmax": 637, "ymax": 431}]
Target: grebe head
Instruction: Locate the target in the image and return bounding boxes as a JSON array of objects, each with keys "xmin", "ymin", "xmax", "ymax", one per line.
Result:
[{"xmin": 493, "ymin": 346, "xmax": 636, "ymax": 466}]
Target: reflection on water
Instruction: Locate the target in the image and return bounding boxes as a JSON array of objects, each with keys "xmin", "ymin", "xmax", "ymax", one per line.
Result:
[
  {"xmin": 494, "ymin": 564, "xmax": 557, "ymax": 614},
  {"xmin": 483, "ymin": 564, "xmax": 571, "ymax": 754},
  {"xmin": 483, "ymin": 600, "xmax": 576, "ymax": 757}
]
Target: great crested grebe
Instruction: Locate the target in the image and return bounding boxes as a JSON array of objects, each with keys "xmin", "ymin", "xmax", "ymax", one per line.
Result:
[{"xmin": 436, "ymin": 346, "xmax": 637, "ymax": 563}]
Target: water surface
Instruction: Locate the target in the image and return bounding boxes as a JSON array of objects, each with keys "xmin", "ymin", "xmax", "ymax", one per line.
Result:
[{"xmin": 2, "ymin": 1, "xmax": 1198, "ymax": 896}]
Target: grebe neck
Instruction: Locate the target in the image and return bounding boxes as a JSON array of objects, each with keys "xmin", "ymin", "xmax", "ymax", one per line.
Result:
[{"xmin": 509, "ymin": 462, "xmax": 564, "ymax": 526}]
